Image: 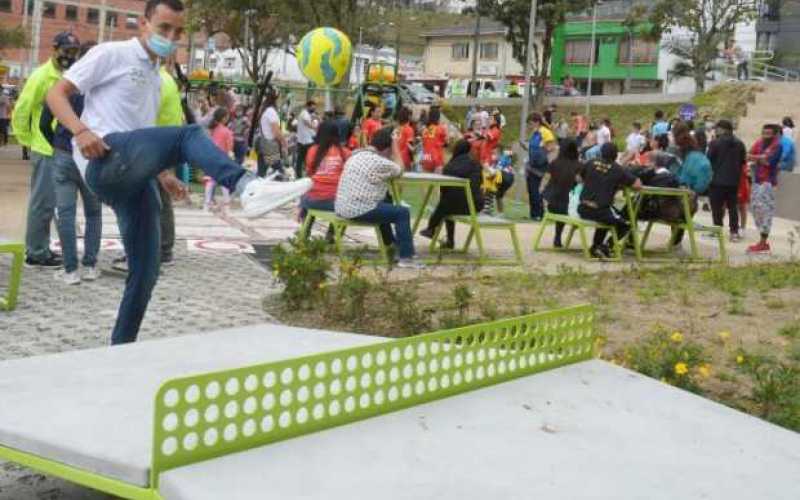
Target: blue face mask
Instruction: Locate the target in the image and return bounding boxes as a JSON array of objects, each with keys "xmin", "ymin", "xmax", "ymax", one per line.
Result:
[{"xmin": 147, "ymin": 33, "xmax": 176, "ymax": 58}]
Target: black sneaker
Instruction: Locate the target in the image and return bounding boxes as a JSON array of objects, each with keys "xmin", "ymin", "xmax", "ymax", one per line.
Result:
[
  {"xmin": 112, "ymin": 256, "xmax": 128, "ymax": 273},
  {"xmin": 25, "ymin": 255, "xmax": 63, "ymax": 268},
  {"xmin": 590, "ymin": 245, "xmax": 611, "ymax": 259},
  {"xmin": 419, "ymin": 227, "xmax": 435, "ymax": 239},
  {"xmin": 160, "ymin": 253, "xmax": 175, "ymax": 267}
]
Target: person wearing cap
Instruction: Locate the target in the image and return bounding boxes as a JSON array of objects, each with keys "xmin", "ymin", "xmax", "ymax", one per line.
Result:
[
  {"xmin": 12, "ymin": 31, "xmax": 81, "ymax": 268},
  {"xmin": 707, "ymin": 119, "xmax": 747, "ymax": 242},
  {"xmin": 295, "ymin": 99, "xmax": 318, "ymax": 178}
]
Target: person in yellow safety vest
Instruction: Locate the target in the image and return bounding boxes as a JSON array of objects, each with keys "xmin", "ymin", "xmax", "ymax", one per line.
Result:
[{"xmin": 12, "ymin": 31, "xmax": 81, "ymax": 267}]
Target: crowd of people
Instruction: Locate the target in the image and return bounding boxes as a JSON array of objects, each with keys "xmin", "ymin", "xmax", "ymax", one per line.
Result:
[
  {"xmin": 5, "ymin": 0, "xmax": 798, "ymax": 348},
  {"xmin": 528, "ymin": 107, "xmax": 795, "ymax": 258}
]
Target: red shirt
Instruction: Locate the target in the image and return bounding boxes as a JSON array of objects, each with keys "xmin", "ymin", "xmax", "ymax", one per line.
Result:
[
  {"xmin": 210, "ymin": 125, "xmax": 234, "ymax": 154},
  {"xmin": 304, "ymin": 145, "xmax": 351, "ymax": 201},
  {"xmin": 396, "ymin": 124, "xmax": 415, "ymax": 169},
  {"xmin": 421, "ymin": 124, "xmax": 447, "ymax": 172},
  {"xmin": 362, "ymin": 118, "xmax": 383, "ymax": 146},
  {"xmin": 480, "ymin": 126, "xmax": 501, "ymax": 166}
]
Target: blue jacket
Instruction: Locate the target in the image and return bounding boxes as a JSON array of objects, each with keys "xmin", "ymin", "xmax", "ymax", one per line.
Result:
[
  {"xmin": 779, "ymin": 135, "xmax": 795, "ymax": 172},
  {"xmin": 677, "ymin": 150, "xmax": 712, "ymax": 194}
]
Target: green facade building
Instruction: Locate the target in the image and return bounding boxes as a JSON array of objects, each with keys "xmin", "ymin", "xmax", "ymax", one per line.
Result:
[{"xmin": 550, "ymin": 19, "xmax": 661, "ymax": 95}]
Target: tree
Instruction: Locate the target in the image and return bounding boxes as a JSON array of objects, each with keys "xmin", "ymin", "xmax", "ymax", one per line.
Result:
[
  {"xmin": 187, "ymin": 0, "xmax": 297, "ymax": 143},
  {"xmin": 0, "ymin": 26, "xmax": 27, "ymax": 56},
  {"xmin": 648, "ymin": 0, "xmax": 756, "ymax": 92},
  {"xmin": 480, "ymin": 0, "xmax": 591, "ymax": 106}
]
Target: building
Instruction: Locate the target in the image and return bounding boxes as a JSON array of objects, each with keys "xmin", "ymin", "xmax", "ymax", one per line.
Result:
[
  {"xmin": 754, "ymin": 0, "xmax": 800, "ymax": 69},
  {"xmin": 0, "ymin": 0, "xmax": 194, "ymax": 80},
  {"xmin": 420, "ymin": 19, "xmax": 541, "ymax": 82}
]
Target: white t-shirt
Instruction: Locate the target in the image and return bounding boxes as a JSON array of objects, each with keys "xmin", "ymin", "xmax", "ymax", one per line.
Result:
[
  {"xmin": 296, "ymin": 108, "xmax": 315, "ymax": 145},
  {"xmin": 65, "ymin": 38, "xmax": 161, "ymax": 178},
  {"xmin": 259, "ymin": 106, "xmax": 280, "ymax": 141},
  {"xmin": 597, "ymin": 125, "xmax": 611, "ymax": 145},
  {"xmin": 626, "ymin": 132, "xmax": 645, "ymax": 153}
]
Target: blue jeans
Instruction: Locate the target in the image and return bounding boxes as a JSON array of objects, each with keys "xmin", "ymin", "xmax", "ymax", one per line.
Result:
[
  {"xmin": 25, "ymin": 153, "xmax": 57, "ymax": 260},
  {"xmin": 53, "ymin": 150, "xmax": 102, "ymax": 272},
  {"xmin": 85, "ymin": 125, "xmax": 250, "ymax": 345},
  {"xmin": 234, "ymin": 140, "xmax": 247, "ymax": 165},
  {"xmin": 352, "ymin": 203, "xmax": 414, "ymax": 259},
  {"xmin": 526, "ymin": 172, "xmax": 544, "ymax": 219}
]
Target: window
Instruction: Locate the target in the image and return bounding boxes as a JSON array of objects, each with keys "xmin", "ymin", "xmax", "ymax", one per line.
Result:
[
  {"xmin": 87, "ymin": 8, "xmax": 99, "ymax": 24},
  {"xmin": 65, "ymin": 5, "xmax": 78, "ymax": 20},
  {"xmin": 126, "ymin": 14, "xmax": 138, "ymax": 29},
  {"xmin": 564, "ymin": 39, "xmax": 595, "ymax": 65},
  {"xmin": 106, "ymin": 12, "xmax": 118, "ymax": 27},
  {"xmin": 42, "ymin": 1, "xmax": 55, "ymax": 18},
  {"xmin": 0, "ymin": 0, "xmax": 11, "ymax": 13},
  {"xmin": 618, "ymin": 38, "xmax": 658, "ymax": 64},
  {"xmin": 479, "ymin": 42, "xmax": 498, "ymax": 61},
  {"xmin": 451, "ymin": 42, "xmax": 470, "ymax": 60}
]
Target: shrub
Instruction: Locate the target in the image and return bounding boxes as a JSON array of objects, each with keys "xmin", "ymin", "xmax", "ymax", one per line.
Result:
[
  {"xmin": 271, "ymin": 237, "xmax": 331, "ymax": 309},
  {"xmin": 329, "ymin": 254, "xmax": 372, "ymax": 323}
]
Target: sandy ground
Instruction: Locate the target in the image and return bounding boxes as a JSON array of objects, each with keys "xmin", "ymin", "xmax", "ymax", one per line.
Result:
[{"xmin": 0, "ymin": 147, "xmax": 30, "ymax": 242}]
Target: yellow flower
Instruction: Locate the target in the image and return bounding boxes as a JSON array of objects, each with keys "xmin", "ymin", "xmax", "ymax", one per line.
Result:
[
  {"xmin": 718, "ymin": 331, "xmax": 731, "ymax": 342},
  {"xmin": 674, "ymin": 362, "xmax": 689, "ymax": 376},
  {"xmin": 697, "ymin": 364, "xmax": 711, "ymax": 378},
  {"xmin": 670, "ymin": 332, "xmax": 684, "ymax": 343},
  {"xmin": 736, "ymin": 355, "xmax": 745, "ymax": 364}
]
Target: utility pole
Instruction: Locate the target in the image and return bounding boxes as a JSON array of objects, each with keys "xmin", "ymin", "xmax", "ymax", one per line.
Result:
[
  {"xmin": 585, "ymin": 1, "xmax": 598, "ymax": 117},
  {"xmin": 518, "ymin": 0, "xmax": 538, "ymax": 145},
  {"xmin": 470, "ymin": 10, "xmax": 481, "ymax": 97},
  {"xmin": 28, "ymin": 0, "xmax": 43, "ymax": 71}
]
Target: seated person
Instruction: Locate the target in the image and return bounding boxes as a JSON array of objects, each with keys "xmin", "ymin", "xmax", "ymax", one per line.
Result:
[
  {"xmin": 495, "ymin": 149, "xmax": 515, "ymax": 213},
  {"xmin": 300, "ymin": 120, "xmax": 350, "ymax": 238},
  {"xmin": 419, "ymin": 140, "xmax": 484, "ymax": 249},
  {"xmin": 580, "ymin": 129, "xmax": 601, "ymax": 162},
  {"xmin": 648, "ymin": 134, "xmax": 680, "ymax": 173},
  {"xmin": 577, "ymin": 143, "xmax": 643, "ymax": 258},
  {"xmin": 671, "ymin": 126, "xmax": 711, "ymax": 250},
  {"xmin": 543, "ymin": 139, "xmax": 581, "ymax": 248},
  {"xmin": 335, "ymin": 127, "xmax": 423, "ymax": 269}
]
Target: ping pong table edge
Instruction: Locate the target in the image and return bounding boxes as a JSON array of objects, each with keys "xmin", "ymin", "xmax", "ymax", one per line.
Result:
[{"xmin": 1, "ymin": 304, "xmax": 597, "ymax": 500}]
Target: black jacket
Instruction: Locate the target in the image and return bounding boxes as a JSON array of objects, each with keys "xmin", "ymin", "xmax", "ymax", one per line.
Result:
[
  {"xmin": 441, "ymin": 153, "xmax": 485, "ymax": 212},
  {"xmin": 708, "ymin": 134, "xmax": 747, "ymax": 188},
  {"xmin": 544, "ymin": 157, "xmax": 582, "ymax": 210}
]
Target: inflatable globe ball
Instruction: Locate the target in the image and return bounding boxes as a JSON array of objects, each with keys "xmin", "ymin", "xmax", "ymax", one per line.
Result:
[{"xmin": 296, "ymin": 28, "xmax": 353, "ymax": 87}]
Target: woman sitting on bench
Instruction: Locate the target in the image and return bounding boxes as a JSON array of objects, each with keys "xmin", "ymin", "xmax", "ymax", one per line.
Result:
[
  {"xmin": 543, "ymin": 139, "xmax": 581, "ymax": 248},
  {"xmin": 419, "ymin": 139, "xmax": 484, "ymax": 249}
]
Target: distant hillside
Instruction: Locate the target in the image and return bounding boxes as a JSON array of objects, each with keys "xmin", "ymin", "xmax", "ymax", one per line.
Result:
[{"xmin": 383, "ymin": 10, "xmax": 477, "ymax": 58}]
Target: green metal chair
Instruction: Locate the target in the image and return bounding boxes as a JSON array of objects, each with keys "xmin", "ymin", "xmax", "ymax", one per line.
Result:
[
  {"xmin": 0, "ymin": 240, "xmax": 24, "ymax": 311},
  {"xmin": 300, "ymin": 209, "xmax": 393, "ymax": 265}
]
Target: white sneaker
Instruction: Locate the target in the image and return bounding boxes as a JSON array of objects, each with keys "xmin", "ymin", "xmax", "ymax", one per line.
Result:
[
  {"xmin": 240, "ymin": 178, "xmax": 312, "ymax": 218},
  {"xmin": 55, "ymin": 269, "xmax": 81, "ymax": 285},
  {"xmin": 396, "ymin": 257, "xmax": 426, "ymax": 269},
  {"xmin": 82, "ymin": 265, "xmax": 100, "ymax": 281}
]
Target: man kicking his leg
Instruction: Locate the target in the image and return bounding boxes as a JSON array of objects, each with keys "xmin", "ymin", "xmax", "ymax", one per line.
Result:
[{"xmin": 46, "ymin": 0, "xmax": 310, "ymax": 345}]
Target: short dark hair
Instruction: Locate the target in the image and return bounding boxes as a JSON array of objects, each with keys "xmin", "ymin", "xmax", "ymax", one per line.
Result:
[
  {"xmin": 601, "ymin": 142, "xmax": 618, "ymax": 162},
  {"xmin": 655, "ymin": 110, "xmax": 664, "ymax": 120},
  {"xmin": 632, "ymin": 122, "xmax": 641, "ymax": 130},
  {"xmin": 783, "ymin": 116, "xmax": 794, "ymax": 129},
  {"xmin": 764, "ymin": 123, "xmax": 781, "ymax": 134},
  {"xmin": 145, "ymin": 0, "xmax": 184, "ymax": 18},
  {"xmin": 603, "ymin": 118, "xmax": 611, "ymax": 126},
  {"xmin": 371, "ymin": 127, "xmax": 394, "ymax": 151},
  {"xmin": 716, "ymin": 119, "xmax": 733, "ymax": 133},
  {"xmin": 528, "ymin": 112, "xmax": 543, "ymax": 124}
]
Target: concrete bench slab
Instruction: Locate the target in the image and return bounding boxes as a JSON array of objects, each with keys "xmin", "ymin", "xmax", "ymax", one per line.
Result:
[
  {"xmin": 0, "ymin": 326, "xmax": 384, "ymax": 487},
  {"xmin": 158, "ymin": 359, "xmax": 800, "ymax": 500}
]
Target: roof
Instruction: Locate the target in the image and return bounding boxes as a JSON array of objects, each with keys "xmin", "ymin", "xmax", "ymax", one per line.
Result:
[{"xmin": 420, "ymin": 18, "xmax": 508, "ymax": 38}]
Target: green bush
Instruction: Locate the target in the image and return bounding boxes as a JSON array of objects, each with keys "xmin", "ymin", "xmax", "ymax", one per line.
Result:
[
  {"xmin": 622, "ymin": 327, "xmax": 711, "ymax": 393},
  {"xmin": 271, "ymin": 237, "xmax": 331, "ymax": 310}
]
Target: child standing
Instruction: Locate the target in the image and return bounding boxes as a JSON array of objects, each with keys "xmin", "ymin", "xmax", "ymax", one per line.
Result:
[{"xmin": 204, "ymin": 107, "xmax": 234, "ymax": 212}]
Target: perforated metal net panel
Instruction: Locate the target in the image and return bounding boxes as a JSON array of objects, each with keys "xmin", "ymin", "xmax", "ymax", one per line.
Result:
[{"xmin": 151, "ymin": 305, "xmax": 595, "ymax": 483}]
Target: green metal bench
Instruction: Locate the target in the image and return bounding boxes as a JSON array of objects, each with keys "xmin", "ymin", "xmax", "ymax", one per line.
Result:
[
  {"xmin": 533, "ymin": 211, "xmax": 623, "ymax": 260},
  {"xmin": 429, "ymin": 213, "xmax": 524, "ymax": 266},
  {"xmin": 0, "ymin": 240, "xmax": 24, "ymax": 311},
  {"xmin": 640, "ymin": 219, "xmax": 727, "ymax": 263},
  {"xmin": 299, "ymin": 209, "xmax": 393, "ymax": 265}
]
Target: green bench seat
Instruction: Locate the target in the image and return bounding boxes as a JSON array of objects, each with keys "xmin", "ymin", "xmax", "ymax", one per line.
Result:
[
  {"xmin": 0, "ymin": 240, "xmax": 24, "ymax": 311},
  {"xmin": 299, "ymin": 209, "xmax": 392, "ymax": 265},
  {"xmin": 533, "ymin": 211, "xmax": 624, "ymax": 260},
  {"xmin": 639, "ymin": 219, "xmax": 727, "ymax": 263},
  {"xmin": 431, "ymin": 214, "xmax": 523, "ymax": 266}
]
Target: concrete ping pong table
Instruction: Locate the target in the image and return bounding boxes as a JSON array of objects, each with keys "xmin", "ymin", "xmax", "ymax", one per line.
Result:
[{"xmin": 1, "ymin": 304, "xmax": 799, "ymax": 499}]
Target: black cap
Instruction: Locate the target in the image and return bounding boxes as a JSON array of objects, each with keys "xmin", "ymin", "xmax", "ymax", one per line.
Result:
[{"xmin": 53, "ymin": 32, "xmax": 80, "ymax": 50}]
